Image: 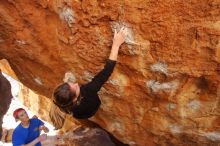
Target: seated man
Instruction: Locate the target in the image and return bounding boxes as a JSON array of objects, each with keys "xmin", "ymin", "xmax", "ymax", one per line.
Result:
[{"xmin": 12, "ymin": 108, "xmax": 49, "ymax": 146}]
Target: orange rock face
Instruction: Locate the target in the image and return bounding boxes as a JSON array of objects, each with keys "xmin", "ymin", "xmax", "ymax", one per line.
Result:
[
  {"xmin": 0, "ymin": 0, "xmax": 220, "ymax": 145},
  {"xmin": 0, "ymin": 71, "xmax": 13, "ymax": 140}
]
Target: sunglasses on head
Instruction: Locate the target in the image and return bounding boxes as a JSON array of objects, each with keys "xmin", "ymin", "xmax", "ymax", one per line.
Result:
[{"xmin": 53, "ymin": 88, "xmax": 75, "ymax": 108}]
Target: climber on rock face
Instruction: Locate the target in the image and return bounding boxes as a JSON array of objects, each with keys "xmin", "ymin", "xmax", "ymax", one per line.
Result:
[
  {"xmin": 53, "ymin": 27, "xmax": 128, "ymax": 119},
  {"xmin": 12, "ymin": 108, "xmax": 49, "ymax": 146}
]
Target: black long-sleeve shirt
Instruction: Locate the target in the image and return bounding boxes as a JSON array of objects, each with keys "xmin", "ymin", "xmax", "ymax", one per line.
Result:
[{"xmin": 72, "ymin": 59, "xmax": 116, "ymax": 119}]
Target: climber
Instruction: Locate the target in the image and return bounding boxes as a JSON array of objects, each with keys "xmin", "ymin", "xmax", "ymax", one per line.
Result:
[
  {"xmin": 12, "ymin": 108, "xmax": 49, "ymax": 146},
  {"xmin": 53, "ymin": 26, "xmax": 128, "ymax": 119}
]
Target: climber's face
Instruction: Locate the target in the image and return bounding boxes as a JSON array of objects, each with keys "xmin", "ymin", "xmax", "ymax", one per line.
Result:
[{"xmin": 68, "ymin": 82, "xmax": 80, "ymax": 101}]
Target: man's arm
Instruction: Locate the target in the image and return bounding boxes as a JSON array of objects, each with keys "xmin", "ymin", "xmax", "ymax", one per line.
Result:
[
  {"xmin": 22, "ymin": 134, "xmax": 47, "ymax": 146},
  {"xmin": 39, "ymin": 125, "xmax": 49, "ymax": 133},
  {"xmin": 34, "ymin": 118, "xmax": 49, "ymax": 133}
]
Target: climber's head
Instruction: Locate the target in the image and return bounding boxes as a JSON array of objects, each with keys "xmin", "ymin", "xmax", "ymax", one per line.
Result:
[{"xmin": 53, "ymin": 82, "xmax": 80, "ymax": 114}]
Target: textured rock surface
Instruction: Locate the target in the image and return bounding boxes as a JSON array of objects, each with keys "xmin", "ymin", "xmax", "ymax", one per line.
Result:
[
  {"xmin": 57, "ymin": 127, "xmax": 116, "ymax": 146},
  {"xmin": 0, "ymin": 0, "xmax": 220, "ymax": 145},
  {"xmin": 0, "ymin": 70, "xmax": 13, "ymax": 139}
]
